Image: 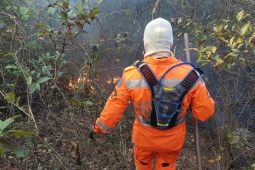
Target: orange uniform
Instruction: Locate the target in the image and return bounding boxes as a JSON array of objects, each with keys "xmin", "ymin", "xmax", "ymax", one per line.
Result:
[{"xmin": 93, "ymin": 56, "xmax": 215, "ymax": 169}]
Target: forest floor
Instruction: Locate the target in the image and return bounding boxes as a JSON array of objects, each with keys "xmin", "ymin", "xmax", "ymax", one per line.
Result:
[{"xmin": 0, "ymin": 104, "xmax": 254, "ymax": 170}]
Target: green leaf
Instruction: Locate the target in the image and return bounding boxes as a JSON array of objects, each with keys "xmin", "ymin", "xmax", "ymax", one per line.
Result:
[
  {"xmin": 236, "ymin": 43, "xmax": 243, "ymax": 49},
  {"xmin": 18, "ymin": 106, "xmax": 26, "ymax": 112},
  {"xmin": 88, "ymin": 8, "xmax": 100, "ymax": 18},
  {"xmin": 60, "ymin": 1, "xmax": 69, "ymax": 9},
  {"xmin": 0, "ymin": 20, "xmax": 4, "ymax": 30},
  {"xmin": 213, "ymin": 27, "xmax": 217, "ymax": 32},
  {"xmin": 212, "ymin": 55, "xmax": 219, "ymax": 61},
  {"xmin": 229, "ymin": 36, "xmax": 234, "ymax": 45},
  {"xmin": 227, "ymin": 131, "xmax": 232, "ymax": 138},
  {"xmin": 85, "ymin": 101, "xmax": 93, "ymax": 105},
  {"xmin": 0, "ymin": 115, "xmax": 20, "ymax": 133},
  {"xmin": 7, "ymin": 130, "xmax": 34, "ymax": 137},
  {"xmin": 5, "ymin": 65, "xmax": 18, "ymax": 69},
  {"xmin": 21, "ymin": 15, "xmax": 29, "ymax": 21},
  {"xmin": 19, "ymin": 6, "xmax": 29, "ymax": 16},
  {"xmin": 35, "ymin": 23, "xmax": 48, "ymax": 29},
  {"xmin": 16, "ymin": 96, "xmax": 20, "ymax": 107},
  {"xmin": 227, "ymin": 63, "xmax": 232, "ymax": 69},
  {"xmin": 229, "ymin": 136, "xmax": 240, "ymax": 144},
  {"xmin": 0, "ymin": 147, "xmax": 4, "ymax": 155},
  {"xmin": 6, "ymin": 6, "xmax": 12, "ymax": 10},
  {"xmin": 211, "ymin": 46, "xmax": 217, "ymax": 53},
  {"xmin": 219, "ymin": 37, "xmax": 228, "ymax": 43},
  {"xmin": 42, "ymin": 66, "xmax": 48, "ymax": 73},
  {"xmin": 0, "ymin": 138, "xmax": 28, "ymax": 157},
  {"xmin": 74, "ymin": 2, "xmax": 83, "ymax": 14},
  {"xmin": 231, "ymin": 49, "xmax": 239, "ymax": 53},
  {"xmin": 248, "ymin": 33, "xmax": 255, "ymax": 43},
  {"xmin": 201, "ymin": 61, "xmax": 207, "ymax": 67},
  {"xmin": 252, "ymin": 163, "xmax": 255, "ymax": 170},
  {"xmin": 35, "ymin": 83, "xmax": 40, "ymax": 91},
  {"xmin": 29, "ymin": 83, "xmax": 37, "ymax": 94},
  {"xmin": 235, "ymin": 144, "xmax": 241, "ymax": 149},
  {"xmin": 13, "ymin": 149, "xmax": 27, "ymax": 157},
  {"xmin": 216, "ymin": 57, "xmax": 224, "ymax": 65},
  {"xmin": 218, "ymin": 25, "xmax": 223, "ymax": 34},
  {"xmin": 27, "ymin": 76, "xmax": 32, "ymax": 85},
  {"xmin": 196, "ymin": 53, "xmax": 202, "ymax": 62},
  {"xmin": 59, "ymin": 11, "xmax": 68, "ymax": 19},
  {"xmin": 236, "ymin": 10, "xmax": 244, "ymax": 22},
  {"xmin": 37, "ymin": 77, "xmax": 51, "ymax": 84},
  {"xmin": 240, "ymin": 22, "xmax": 250, "ymax": 36},
  {"xmin": 48, "ymin": 7, "xmax": 56, "ymax": 16},
  {"xmin": 5, "ymin": 92, "xmax": 15, "ymax": 103}
]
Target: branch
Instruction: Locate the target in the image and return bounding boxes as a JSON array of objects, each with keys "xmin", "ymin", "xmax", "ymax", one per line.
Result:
[
  {"xmin": 0, "ymin": 91, "xmax": 33, "ymax": 120},
  {"xmin": 44, "ymin": 25, "xmax": 71, "ymax": 97},
  {"xmin": 151, "ymin": 0, "xmax": 160, "ymax": 20}
]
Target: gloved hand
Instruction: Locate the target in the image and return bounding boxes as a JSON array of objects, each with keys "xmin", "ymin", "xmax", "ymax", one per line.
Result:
[{"xmin": 88, "ymin": 126, "xmax": 95, "ymax": 140}]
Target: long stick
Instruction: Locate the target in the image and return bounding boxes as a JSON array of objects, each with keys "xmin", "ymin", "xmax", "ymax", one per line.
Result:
[{"xmin": 184, "ymin": 33, "xmax": 202, "ymax": 170}]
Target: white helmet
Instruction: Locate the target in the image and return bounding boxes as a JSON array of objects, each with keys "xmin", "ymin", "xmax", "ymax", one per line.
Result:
[{"xmin": 143, "ymin": 18, "xmax": 173, "ymax": 58}]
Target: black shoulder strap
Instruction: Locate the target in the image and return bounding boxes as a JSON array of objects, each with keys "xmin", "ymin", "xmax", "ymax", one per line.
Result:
[
  {"xmin": 135, "ymin": 61, "xmax": 157, "ymax": 97},
  {"xmin": 181, "ymin": 68, "xmax": 203, "ymax": 91},
  {"xmin": 135, "ymin": 61, "xmax": 203, "ymax": 90}
]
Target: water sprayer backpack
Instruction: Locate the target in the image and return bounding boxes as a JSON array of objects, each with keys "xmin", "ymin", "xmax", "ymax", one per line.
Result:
[{"xmin": 134, "ymin": 61, "xmax": 203, "ymax": 130}]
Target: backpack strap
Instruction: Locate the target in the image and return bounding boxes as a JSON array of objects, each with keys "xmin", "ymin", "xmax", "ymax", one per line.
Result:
[
  {"xmin": 134, "ymin": 61, "xmax": 158, "ymax": 127},
  {"xmin": 181, "ymin": 68, "xmax": 203, "ymax": 92},
  {"xmin": 134, "ymin": 61, "xmax": 158, "ymax": 97}
]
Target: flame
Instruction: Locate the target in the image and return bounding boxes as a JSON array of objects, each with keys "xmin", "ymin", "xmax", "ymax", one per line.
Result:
[
  {"xmin": 68, "ymin": 79, "xmax": 78, "ymax": 89},
  {"xmin": 67, "ymin": 68, "xmax": 120, "ymax": 93},
  {"xmin": 106, "ymin": 76, "xmax": 120, "ymax": 84}
]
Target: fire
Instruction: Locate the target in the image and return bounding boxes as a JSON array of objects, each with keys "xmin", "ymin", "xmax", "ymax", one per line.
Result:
[
  {"xmin": 67, "ymin": 72, "xmax": 120, "ymax": 92},
  {"xmin": 68, "ymin": 79, "xmax": 78, "ymax": 89},
  {"xmin": 106, "ymin": 76, "xmax": 120, "ymax": 84}
]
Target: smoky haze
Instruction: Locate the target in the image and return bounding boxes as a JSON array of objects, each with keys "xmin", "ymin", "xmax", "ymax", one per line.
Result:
[{"xmin": 29, "ymin": 0, "xmax": 255, "ymax": 131}]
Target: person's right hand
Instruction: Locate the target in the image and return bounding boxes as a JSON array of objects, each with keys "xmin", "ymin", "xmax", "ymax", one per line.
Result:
[{"xmin": 88, "ymin": 126, "xmax": 95, "ymax": 140}]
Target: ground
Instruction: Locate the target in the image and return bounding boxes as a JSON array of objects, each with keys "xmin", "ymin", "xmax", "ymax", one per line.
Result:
[{"xmin": 0, "ymin": 107, "xmax": 254, "ymax": 170}]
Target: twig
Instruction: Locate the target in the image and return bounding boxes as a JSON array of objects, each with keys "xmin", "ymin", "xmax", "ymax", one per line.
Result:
[
  {"xmin": 0, "ymin": 90, "xmax": 33, "ymax": 120},
  {"xmin": 37, "ymin": 136, "xmax": 73, "ymax": 168},
  {"xmin": 44, "ymin": 25, "xmax": 71, "ymax": 97},
  {"xmin": 12, "ymin": 48, "xmax": 39, "ymax": 135},
  {"xmin": 229, "ymin": 146, "xmax": 255, "ymax": 164},
  {"xmin": 151, "ymin": 0, "xmax": 160, "ymax": 20}
]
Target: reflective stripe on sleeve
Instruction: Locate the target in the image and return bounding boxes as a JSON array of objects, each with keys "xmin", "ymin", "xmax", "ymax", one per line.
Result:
[
  {"xmin": 135, "ymin": 115, "xmax": 151, "ymax": 127},
  {"xmin": 126, "ymin": 79, "xmax": 148, "ymax": 89},
  {"xmin": 96, "ymin": 119, "xmax": 112, "ymax": 132}
]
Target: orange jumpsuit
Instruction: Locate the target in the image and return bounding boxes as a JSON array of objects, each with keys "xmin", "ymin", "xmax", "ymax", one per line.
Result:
[{"xmin": 93, "ymin": 56, "xmax": 215, "ymax": 170}]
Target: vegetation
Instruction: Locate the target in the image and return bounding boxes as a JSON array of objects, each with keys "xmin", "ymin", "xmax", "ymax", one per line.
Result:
[{"xmin": 0, "ymin": 0, "xmax": 254, "ymax": 169}]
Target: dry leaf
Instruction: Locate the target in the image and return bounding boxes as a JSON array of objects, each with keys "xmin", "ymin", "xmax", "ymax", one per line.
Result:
[
  {"xmin": 217, "ymin": 155, "xmax": 222, "ymax": 161},
  {"xmin": 75, "ymin": 22, "xmax": 83, "ymax": 28},
  {"xmin": 208, "ymin": 159, "xmax": 215, "ymax": 163}
]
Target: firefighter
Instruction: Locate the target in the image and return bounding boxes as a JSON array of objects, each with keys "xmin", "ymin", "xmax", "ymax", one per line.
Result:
[{"xmin": 89, "ymin": 17, "xmax": 215, "ymax": 170}]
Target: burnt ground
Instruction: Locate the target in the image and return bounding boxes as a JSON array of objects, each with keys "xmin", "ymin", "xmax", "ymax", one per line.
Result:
[{"xmin": 0, "ymin": 105, "xmax": 254, "ymax": 170}]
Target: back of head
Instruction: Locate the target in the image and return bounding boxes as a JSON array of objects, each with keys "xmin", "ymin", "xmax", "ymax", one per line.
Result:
[{"xmin": 143, "ymin": 18, "xmax": 173, "ymax": 58}]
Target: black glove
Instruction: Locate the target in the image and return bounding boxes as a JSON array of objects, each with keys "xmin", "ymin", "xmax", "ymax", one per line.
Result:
[{"xmin": 88, "ymin": 126, "xmax": 95, "ymax": 140}]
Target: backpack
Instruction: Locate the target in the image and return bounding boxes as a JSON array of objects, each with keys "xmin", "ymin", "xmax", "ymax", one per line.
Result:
[{"xmin": 134, "ymin": 61, "xmax": 203, "ymax": 130}]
